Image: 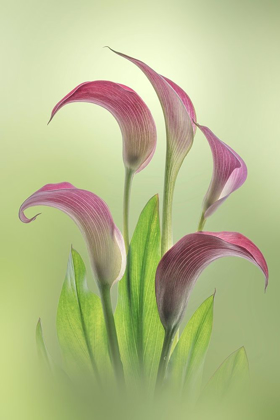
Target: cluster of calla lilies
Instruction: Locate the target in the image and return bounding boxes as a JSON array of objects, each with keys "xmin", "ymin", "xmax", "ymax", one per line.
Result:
[{"xmin": 19, "ymin": 49, "xmax": 268, "ymax": 394}]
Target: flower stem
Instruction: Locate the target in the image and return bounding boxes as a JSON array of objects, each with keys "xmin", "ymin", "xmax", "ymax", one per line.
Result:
[
  {"xmin": 123, "ymin": 168, "xmax": 134, "ymax": 252},
  {"xmin": 156, "ymin": 326, "xmax": 176, "ymax": 389},
  {"xmin": 99, "ymin": 284, "xmax": 124, "ymax": 385},
  {"xmin": 197, "ymin": 212, "xmax": 206, "ymax": 231},
  {"xmin": 161, "ymin": 148, "xmax": 176, "ymax": 256}
]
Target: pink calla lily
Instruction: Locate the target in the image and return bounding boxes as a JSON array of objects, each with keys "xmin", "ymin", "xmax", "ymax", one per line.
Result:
[
  {"xmin": 109, "ymin": 48, "xmax": 196, "ymax": 169},
  {"xmin": 108, "ymin": 48, "xmax": 197, "ymax": 254},
  {"xmin": 19, "ymin": 182, "xmax": 126, "ymax": 287},
  {"xmin": 49, "ymin": 81, "xmax": 157, "ymax": 174},
  {"xmin": 196, "ymin": 123, "xmax": 248, "ymax": 228},
  {"xmin": 156, "ymin": 231, "xmax": 268, "ymax": 331}
]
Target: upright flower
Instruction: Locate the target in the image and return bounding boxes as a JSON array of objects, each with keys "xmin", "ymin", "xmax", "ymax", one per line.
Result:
[
  {"xmin": 109, "ymin": 48, "xmax": 196, "ymax": 255},
  {"xmin": 19, "ymin": 182, "xmax": 126, "ymax": 381},
  {"xmin": 196, "ymin": 123, "xmax": 247, "ymax": 230},
  {"xmin": 155, "ymin": 231, "xmax": 268, "ymax": 385},
  {"xmin": 49, "ymin": 80, "xmax": 157, "ymax": 250}
]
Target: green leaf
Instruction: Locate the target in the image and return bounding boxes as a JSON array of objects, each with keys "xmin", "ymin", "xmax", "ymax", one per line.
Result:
[
  {"xmin": 115, "ymin": 195, "xmax": 164, "ymax": 387},
  {"xmin": 202, "ymin": 347, "xmax": 249, "ymax": 400},
  {"xmin": 56, "ymin": 248, "xmax": 111, "ymax": 381},
  {"xmin": 168, "ymin": 295, "xmax": 214, "ymax": 399},
  {"xmin": 36, "ymin": 318, "xmax": 52, "ymax": 370}
]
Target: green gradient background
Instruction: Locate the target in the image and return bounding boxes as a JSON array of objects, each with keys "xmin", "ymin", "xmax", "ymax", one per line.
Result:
[{"xmin": 1, "ymin": 0, "xmax": 279, "ymax": 418}]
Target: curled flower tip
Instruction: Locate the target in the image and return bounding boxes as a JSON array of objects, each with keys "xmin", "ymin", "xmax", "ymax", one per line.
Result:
[
  {"xmin": 195, "ymin": 123, "xmax": 247, "ymax": 221},
  {"xmin": 19, "ymin": 182, "xmax": 126, "ymax": 287},
  {"xmin": 155, "ymin": 231, "xmax": 268, "ymax": 331},
  {"xmin": 49, "ymin": 81, "xmax": 157, "ymax": 174},
  {"xmin": 108, "ymin": 48, "xmax": 196, "ymax": 172}
]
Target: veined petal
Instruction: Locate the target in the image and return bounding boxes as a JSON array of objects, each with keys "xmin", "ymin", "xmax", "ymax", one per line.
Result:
[
  {"xmin": 19, "ymin": 182, "xmax": 126, "ymax": 287},
  {"xmin": 162, "ymin": 76, "xmax": 197, "ymax": 135},
  {"xmin": 156, "ymin": 231, "xmax": 268, "ymax": 330},
  {"xmin": 109, "ymin": 48, "xmax": 195, "ymax": 173},
  {"xmin": 49, "ymin": 81, "xmax": 157, "ymax": 173},
  {"xmin": 196, "ymin": 123, "xmax": 247, "ymax": 218}
]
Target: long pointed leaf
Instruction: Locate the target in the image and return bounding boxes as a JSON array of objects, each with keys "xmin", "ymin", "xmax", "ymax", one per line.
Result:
[
  {"xmin": 115, "ymin": 195, "xmax": 164, "ymax": 387},
  {"xmin": 202, "ymin": 347, "xmax": 249, "ymax": 400},
  {"xmin": 57, "ymin": 248, "xmax": 111, "ymax": 381},
  {"xmin": 168, "ymin": 295, "xmax": 214, "ymax": 399},
  {"xmin": 36, "ymin": 318, "xmax": 52, "ymax": 371}
]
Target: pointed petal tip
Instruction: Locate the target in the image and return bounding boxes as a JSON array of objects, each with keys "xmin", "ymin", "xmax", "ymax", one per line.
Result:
[
  {"xmin": 19, "ymin": 210, "xmax": 41, "ymax": 224},
  {"xmin": 264, "ymin": 277, "xmax": 269, "ymax": 293}
]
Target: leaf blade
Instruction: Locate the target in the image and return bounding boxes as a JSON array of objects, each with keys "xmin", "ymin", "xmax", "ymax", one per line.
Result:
[
  {"xmin": 36, "ymin": 318, "xmax": 52, "ymax": 370},
  {"xmin": 115, "ymin": 195, "xmax": 164, "ymax": 387},
  {"xmin": 56, "ymin": 248, "xmax": 111, "ymax": 380},
  {"xmin": 168, "ymin": 295, "xmax": 214, "ymax": 399},
  {"xmin": 202, "ymin": 346, "xmax": 249, "ymax": 400}
]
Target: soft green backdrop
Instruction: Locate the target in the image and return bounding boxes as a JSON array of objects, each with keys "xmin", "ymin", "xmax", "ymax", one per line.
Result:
[{"xmin": 1, "ymin": 0, "xmax": 279, "ymax": 418}]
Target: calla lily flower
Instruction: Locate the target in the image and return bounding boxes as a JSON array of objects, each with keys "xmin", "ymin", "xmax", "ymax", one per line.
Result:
[
  {"xmin": 196, "ymin": 123, "xmax": 248, "ymax": 230},
  {"xmin": 156, "ymin": 231, "xmax": 268, "ymax": 331},
  {"xmin": 108, "ymin": 48, "xmax": 196, "ymax": 158},
  {"xmin": 108, "ymin": 48, "xmax": 197, "ymax": 254},
  {"xmin": 49, "ymin": 80, "xmax": 157, "ymax": 174},
  {"xmin": 19, "ymin": 182, "xmax": 126, "ymax": 288}
]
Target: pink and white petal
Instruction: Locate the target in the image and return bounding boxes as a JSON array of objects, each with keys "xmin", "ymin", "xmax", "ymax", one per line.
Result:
[
  {"xmin": 19, "ymin": 182, "xmax": 126, "ymax": 287},
  {"xmin": 202, "ymin": 231, "xmax": 269, "ymax": 287},
  {"xmin": 196, "ymin": 123, "xmax": 247, "ymax": 218},
  {"xmin": 156, "ymin": 231, "xmax": 268, "ymax": 330},
  {"xmin": 49, "ymin": 81, "xmax": 157, "ymax": 173},
  {"xmin": 162, "ymin": 76, "xmax": 197, "ymax": 134},
  {"xmin": 109, "ymin": 48, "xmax": 194, "ymax": 172}
]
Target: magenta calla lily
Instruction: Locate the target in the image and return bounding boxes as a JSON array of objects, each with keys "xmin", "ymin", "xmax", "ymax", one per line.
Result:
[
  {"xmin": 108, "ymin": 48, "xmax": 197, "ymax": 254},
  {"xmin": 196, "ymin": 123, "xmax": 248, "ymax": 229},
  {"xmin": 109, "ymin": 48, "xmax": 195, "ymax": 169},
  {"xmin": 19, "ymin": 182, "xmax": 126, "ymax": 287},
  {"xmin": 156, "ymin": 231, "xmax": 268, "ymax": 331},
  {"xmin": 49, "ymin": 80, "xmax": 157, "ymax": 174}
]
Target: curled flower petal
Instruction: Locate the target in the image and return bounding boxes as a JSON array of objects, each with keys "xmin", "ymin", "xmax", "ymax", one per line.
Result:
[
  {"xmin": 19, "ymin": 182, "xmax": 126, "ymax": 287},
  {"xmin": 49, "ymin": 81, "xmax": 157, "ymax": 173},
  {"xmin": 196, "ymin": 123, "xmax": 247, "ymax": 219},
  {"xmin": 156, "ymin": 231, "xmax": 268, "ymax": 330},
  {"xmin": 109, "ymin": 48, "xmax": 195, "ymax": 172}
]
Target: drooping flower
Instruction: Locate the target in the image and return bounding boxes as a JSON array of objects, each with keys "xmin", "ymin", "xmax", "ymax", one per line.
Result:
[
  {"xmin": 49, "ymin": 81, "xmax": 157, "ymax": 174},
  {"xmin": 156, "ymin": 231, "xmax": 268, "ymax": 331},
  {"xmin": 19, "ymin": 182, "xmax": 126, "ymax": 288},
  {"xmin": 108, "ymin": 48, "xmax": 197, "ymax": 254},
  {"xmin": 196, "ymin": 123, "xmax": 247, "ymax": 230}
]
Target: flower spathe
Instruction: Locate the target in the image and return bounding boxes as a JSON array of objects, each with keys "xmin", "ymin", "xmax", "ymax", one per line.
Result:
[
  {"xmin": 108, "ymin": 48, "xmax": 197, "ymax": 254},
  {"xmin": 109, "ymin": 48, "xmax": 196, "ymax": 173},
  {"xmin": 19, "ymin": 182, "xmax": 126, "ymax": 288},
  {"xmin": 196, "ymin": 123, "xmax": 248, "ymax": 224},
  {"xmin": 155, "ymin": 231, "xmax": 268, "ymax": 331},
  {"xmin": 49, "ymin": 81, "xmax": 157, "ymax": 174}
]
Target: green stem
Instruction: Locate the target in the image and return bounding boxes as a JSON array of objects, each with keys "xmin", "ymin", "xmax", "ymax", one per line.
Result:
[
  {"xmin": 99, "ymin": 284, "xmax": 124, "ymax": 385},
  {"xmin": 161, "ymin": 148, "xmax": 176, "ymax": 256},
  {"xmin": 156, "ymin": 327, "xmax": 176, "ymax": 389},
  {"xmin": 197, "ymin": 212, "xmax": 206, "ymax": 231},
  {"xmin": 123, "ymin": 168, "xmax": 134, "ymax": 252}
]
